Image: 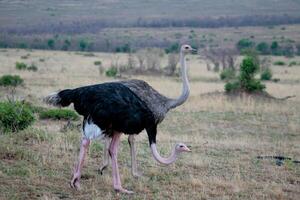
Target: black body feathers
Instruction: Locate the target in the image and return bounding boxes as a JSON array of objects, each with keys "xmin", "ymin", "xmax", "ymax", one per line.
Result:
[{"xmin": 53, "ymin": 82, "xmax": 157, "ymax": 143}]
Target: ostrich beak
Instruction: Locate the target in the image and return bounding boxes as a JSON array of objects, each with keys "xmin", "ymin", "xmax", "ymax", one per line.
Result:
[
  {"xmin": 191, "ymin": 48, "xmax": 198, "ymax": 54},
  {"xmin": 185, "ymin": 145, "xmax": 192, "ymax": 152}
]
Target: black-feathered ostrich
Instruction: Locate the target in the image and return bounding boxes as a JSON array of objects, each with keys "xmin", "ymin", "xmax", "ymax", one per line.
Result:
[{"xmin": 45, "ymin": 44, "xmax": 195, "ymax": 194}]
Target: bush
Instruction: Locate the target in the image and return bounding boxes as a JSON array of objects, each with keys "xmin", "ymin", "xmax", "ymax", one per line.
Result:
[
  {"xmin": 273, "ymin": 61, "xmax": 285, "ymax": 66},
  {"xmin": 225, "ymin": 81, "xmax": 240, "ymax": 92},
  {"xmin": 94, "ymin": 61, "xmax": 102, "ymax": 66},
  {"xmin": 256, "ymin": 42, "xmax": 270, "ymax": 55},
  {"xmin": 47, "ymin": 39, "xmax": 55, "ymax": 49},
  {"xmin": 288, "ymin": 61, "xmax": 297, "ymax": 67},
  {"xmin": 0, "ymin": 75, "xmax": 24, "ymax": 87},
  {"xmin": 105, "ymin": 67, "xmax": 118, "ymax": 77},
  {"xmin": 16, "ymin": 62, "xmax": 27, "ymax": 70},
  {"xmin": 236, "ymin": 39, "xmax": 255, "ymax": 51},
  {"xmin": 0, "ymin": 101, "xmax": 35, "ymax": 133},
  {"xmin": 27, "ymin": 64, "xmax": 38, "ymax": 71},
  {"xmin": 245, "ymin": 79, "xmax": 266, "ymax": 92},
  {"xmin": 225, "ymin": 56, "xmax": 265, "ymax": 93},
  {"xmin": 165, "ymin": 43, "xmax": 180, "ymax": 54},
  {"xmin": 115, "ymin": 43, "xmax": 131, "ymax": 53},
  {"xmin": 260, "ymin": 68, "xmax": 273, "ymax": 80},
  {"xmin": 220, "ymin": 68, "xmax": 236, "ymax": 81},
  {"xmin": 39, "ymin": 109, "xmax": 79, "ymax": 120}
]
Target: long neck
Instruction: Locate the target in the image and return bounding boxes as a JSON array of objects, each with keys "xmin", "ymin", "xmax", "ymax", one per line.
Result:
[
  {"xmin": 150, "ymin": 143, "xmax": 178, "ymax": 165},
  {"xmin": 168, "ymin": 52, "xmax": 190, "ymax": 109}
]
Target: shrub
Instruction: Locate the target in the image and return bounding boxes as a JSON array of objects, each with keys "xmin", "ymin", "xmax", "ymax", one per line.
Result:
[
  {"xmin": 47, "ymin": 39, "xmax": 55, "ymax": 49},
  {"xmin": 236, "ymin": 39, "xmax": 255, "ymax": 51},
  {"xmin": 115, "ymin": 43, "xmax": 131, "ymax": 53},
  {"xmin": 225, "ymin": 56, "xmax": 265, "ymax": 93},
  {"xmin": 260, "ymin": 68, "xmax": 273, "ymax": 80},
  {"xmin": 0, "ymin": 75, "xmax": 24, "ymax": 87},
  {"xmin": 105, "ymin": 67, "xmax": 118, "ymax": 77},
  {"xmin": 225, "ymin": 81, "xmax": 240, "ymax": 92},
  {"xmin": 165, "ymin": 43, "xmax": 180, "ymax": 54},
  {"xmin": 16, "ymin": 62, "xmax": 27, "ymax": 70},
  {"xmin": 79, "ymin": 40, "xmax": 86, "ymax": 51},
  {"xmin": 239, "ymin": 56, "xmax": 264, "ymax": 91},
  {"xmin": 245, "ymin": 79, "xmax": 265, "ymax": 92},
  {"xmin": 0, "ymin": 101, "xmax": 35, "ymax": 133},
  {"xmin": 62, "ymin": 39, "xmax": 71, "ymax": 51},
  {"xmin": 27, "ymin": 64, "xmax": 38, "ymax": 71},
  {"xmin": 94, "ymin": 61, "xmax": 102, "ymax": 66},
  {"xmin": 220, "ymin": 68, "xmax": 236, "ymax": 81},
  {"xmin": 273, "ymin": 61, "xmax": 285, "ymax": 66},
  {"xmin": 256, "ymin": 42, "xmax": 270, "ymax": 55},
  {"xmin": 21, "ymin": 54, "xmax": 30, "ymax": 59},
  {"xmin": 288, "ymin": 61, "xmax": 297, "ymax": 67},
  {"xmin": 39, "ymin": 109, "xmax": 79, "ymax": 120}
]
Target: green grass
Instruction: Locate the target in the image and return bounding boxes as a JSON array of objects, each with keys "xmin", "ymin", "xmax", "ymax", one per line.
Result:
[{"xmin": 39, "ymin": 108, "xmax": 79, "ymax": 120}]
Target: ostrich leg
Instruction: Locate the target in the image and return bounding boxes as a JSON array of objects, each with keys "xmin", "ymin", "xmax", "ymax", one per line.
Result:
[
  {"xmin": 128, "ymin": 135, "xmax": 141, "ymax": 177},
  {"xmin": 109, "ymin": 132, "xmax": 133, "ymax": 194},
  {"xmin": 70, "ymin": 138, "xmax": 90, "ymax": 190},
  {"xmin": 99, "ymin": 137, "xmax": 111, "ymax": 174}
]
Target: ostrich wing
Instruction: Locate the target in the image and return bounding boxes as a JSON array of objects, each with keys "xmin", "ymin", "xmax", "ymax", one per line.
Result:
[{"xmin": 120, "ymin": 79, "xmax": 171, "ymax": 123}]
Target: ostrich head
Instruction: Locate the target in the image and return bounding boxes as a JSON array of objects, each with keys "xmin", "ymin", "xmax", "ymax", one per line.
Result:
[
  {"xmin": 175, "ymin": 143, "xmax": 191, "ymax": 152},
  {"xmin": 180, "ymin": 44, "xmax": 197, "ymax": 54}
]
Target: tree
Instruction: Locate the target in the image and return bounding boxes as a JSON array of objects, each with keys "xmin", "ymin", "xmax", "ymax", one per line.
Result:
[
  {"xmin": 47, "ymin": 39, "xmax": 55, "ymax": 49},
  {"xmin": 271, "ymin": 41, "xmax": 279, "ymax": 55},
  {"xmin": 236, "ymin": 39, "xmax": 255, "ymax": 51},
  {"xmin": 165, "ymin": 53, "xmax": 179, "ymax": 76},
  {"xmin": 224, "ymin": 56, "xmax": 265, "ymax": 93},
  {"xmin": 79, "ymin": 39, "xmax": 88, "ymax": 51},
  {"xmin": 62, "ymin": 39, "xmax": 71, "ymax": 51},
  {"xmin": 256, "ymin": 42, "xmax": 270, "ymax": 55}
]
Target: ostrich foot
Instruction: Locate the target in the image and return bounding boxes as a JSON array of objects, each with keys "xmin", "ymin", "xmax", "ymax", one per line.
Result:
[
  {"xmin": 114, "ymin": 186, "xmax": 134, "ymax": 194},
  {"xmin": 70, "ymin": 173, "xmax": 81, "ymax": 190}
]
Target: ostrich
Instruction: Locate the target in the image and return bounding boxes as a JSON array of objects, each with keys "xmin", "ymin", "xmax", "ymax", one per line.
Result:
[
  {"xmin": 45, "ymin": 44, "xmax": 195, "ymax": 194},
  {"xmin": 99, "ymin": 45, "xmax": 195, "ymax": 177}
]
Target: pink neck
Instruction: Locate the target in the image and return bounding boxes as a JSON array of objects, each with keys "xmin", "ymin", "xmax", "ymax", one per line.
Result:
[{"xmin": 150, "ymin": 143, "xmax": 178, "ymax": 165}]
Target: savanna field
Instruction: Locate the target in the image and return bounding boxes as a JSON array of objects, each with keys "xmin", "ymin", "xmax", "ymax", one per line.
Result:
[{"xmin": 0, "ymin": 47, "xmax": 299, "ymax": 200}]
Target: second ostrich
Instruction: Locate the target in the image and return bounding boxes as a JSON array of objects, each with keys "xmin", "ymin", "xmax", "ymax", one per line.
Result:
[{"xmin": 45, "ymin": 44, "xmax": 195, "ymax": 193}]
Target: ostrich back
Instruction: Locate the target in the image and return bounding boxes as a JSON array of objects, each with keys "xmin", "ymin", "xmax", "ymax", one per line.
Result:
[
  {"xmin": 70, "ymin": 82, "xmax": 155, "ymax": 136},
  {"xmin": 120, "ymin": 79, "xmax": 171, "ymax": 123}
]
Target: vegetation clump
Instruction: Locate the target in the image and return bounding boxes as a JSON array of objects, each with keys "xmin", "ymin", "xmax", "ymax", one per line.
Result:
[
  {"xmin": 94, "ymin": 61, "xmax": 102, "ymax": 66},
  {"xmin": 260, "ymin": 68, "xmax": 273, "ymax": 80},
  {"xmin": 15, "ymin": 62, "xmax": 27, "ymax": 70},
  {"xmin": 220, "ymin": 68, "xmax": 236, "ymax": 81},
  {"xmin": 16, "ymin": 62, "xmax": 38, "ymax": 71},
  {"xmin": 27, "ymin": 64, "xmax": 38, "ymax": 71},
  {"xmin": 224, "ymin": 56, "xmax": 265, "ymax": 93},
  {"xmin": 0, "ymin": 101, "xmax": 35, "ymax": 133},
  {"xmin": 39, "ymin": 108, "xmax": 79, "ymax": 120},
  {"xmin": 288, "ymin": 61, "xmax": 298, "ymax": 67},
  {"xmin": 0, "ymin": 75, "xmax": 24, "ymax": 87},
  {"xmin": 273, "ymin": 61, "xmax": 285, "ymax": 66},
  {"xmin": 105, "ymin": 66, "xmax": 118, "ymax": 77}
]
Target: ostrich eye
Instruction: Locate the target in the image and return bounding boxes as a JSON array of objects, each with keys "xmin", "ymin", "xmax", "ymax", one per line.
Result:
[
  {"xmin": 179, "ymin": 145, "xmax": 184, "ymax": 148},
  {"xmin": 185, "ymin": 46, "xmax": 189, "ymax": 49}
]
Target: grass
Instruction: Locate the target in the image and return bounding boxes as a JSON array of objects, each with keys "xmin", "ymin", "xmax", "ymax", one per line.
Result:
[
  {"xmin": 39, "ymin": 108, "xmax": 79, "ymax": 120},
  {"xmin": 0, "ymin": 48, "xmax": 299, "ymax": 199}
]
